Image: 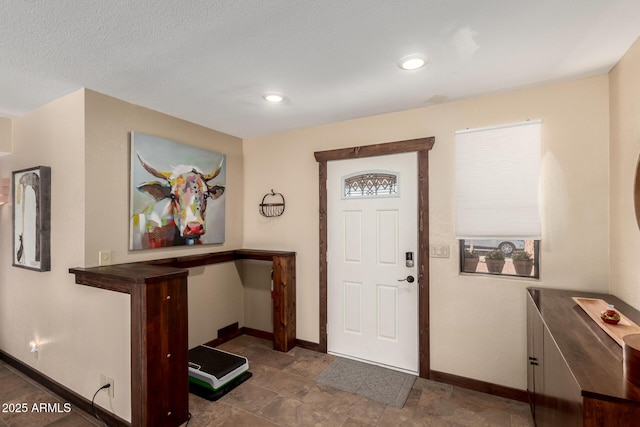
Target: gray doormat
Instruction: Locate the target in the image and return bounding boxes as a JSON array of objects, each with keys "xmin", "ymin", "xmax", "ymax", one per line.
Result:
[{"xmin": 315, "ymin": 357, "xmax": 416, "ymax": 408}]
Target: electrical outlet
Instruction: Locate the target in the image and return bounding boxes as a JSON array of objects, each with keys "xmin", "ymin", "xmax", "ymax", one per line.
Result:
[
  {"xmin": 29, "ymin": 340, "xmax": 39, "ymax": 359},
  {"xmin": 100, "ymin": 374, "xmax": 115, "ymax": 397},
  {"xmin": 98, "ymin": 250, "xmax": 112, "ymax": 266}
]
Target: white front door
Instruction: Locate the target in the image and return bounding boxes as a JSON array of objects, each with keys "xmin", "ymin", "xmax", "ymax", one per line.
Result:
[{"xmin": 327, "ymin": 152, "xmax": 418, "ymax": 374}]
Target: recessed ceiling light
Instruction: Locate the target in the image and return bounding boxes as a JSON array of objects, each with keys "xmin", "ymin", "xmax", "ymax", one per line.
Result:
[
  {"xmin": 398, "ymin": 54, "xmax": 427, "ymax": 70},
  {"xmin": 262, "ymin": 93, "xmax": 285, "ymax": 103}
]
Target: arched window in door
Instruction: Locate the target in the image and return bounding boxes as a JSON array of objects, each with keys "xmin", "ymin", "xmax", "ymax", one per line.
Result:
[{"xmin": 343, "ymin": 171, "xmax": 398, "ymax": 198}]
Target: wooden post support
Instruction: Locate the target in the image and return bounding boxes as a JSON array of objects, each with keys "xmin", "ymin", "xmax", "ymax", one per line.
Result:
[
  {"xmin": 272, "ymin": 254, "xmax": 296, "ymax": 352},
  {"xmin": 70, "ymin": 264, "xmax": 189, "ymax": 427}
]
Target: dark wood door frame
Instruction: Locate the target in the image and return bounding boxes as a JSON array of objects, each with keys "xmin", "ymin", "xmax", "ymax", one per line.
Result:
[{"xmin": 314, "ymin": 137, "xmax": 435, "ymax": 378}]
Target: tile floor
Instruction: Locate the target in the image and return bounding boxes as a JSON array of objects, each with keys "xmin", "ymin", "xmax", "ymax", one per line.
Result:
[
  {"xmin": 188, "ymin": 335, "xmax": 534, "ymax": 426},
  {"xmin": 1, "ymin": 335, "xmax": 535, "ymax": 426},
  {"xmin": 0, "ymin": 360, "xmax": 100, "ymax": 426}
]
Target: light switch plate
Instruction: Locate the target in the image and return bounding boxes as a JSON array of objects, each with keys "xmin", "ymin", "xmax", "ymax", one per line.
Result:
[{"xmin": 430, "ymin": 244, "xmax": 450, "ymax": 258}]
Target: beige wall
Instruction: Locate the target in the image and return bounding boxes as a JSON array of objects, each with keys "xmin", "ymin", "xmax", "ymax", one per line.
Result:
[
  {"xmin": 0, "ymin": 90, "xmax": 106, "ymax": 412},
  {"xmin": 238, "ymin": 259, "xmax": 274, "ymax": 332},
  {"xmin": 83, "ymin": 90, "xmax": 247, "ymax": 350},
  {"xmin": 0, "ymin": 116, "xmax": 11, "ymax": 153},
  {"xmin": 83, "ymin": 90, "xmax": 245, "ymax": 264},
  {"xmin": 0, "ymin": 89, "xmax": 246, "ymax": 422},
  {"xmin": 82, "ymin": 90, "xmax": 246, "ymax": 420},
  {"xmin": 610, "ymin": 37, "xmax": 640, "ymax": 308},
  {"xmin": 243, "ymin": 75, "xmax": 610, "ymax": 389}
]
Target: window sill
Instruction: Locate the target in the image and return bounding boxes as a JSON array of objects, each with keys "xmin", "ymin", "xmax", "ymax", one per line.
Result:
[{"xmin": 459, "ymin": 271, "xmax": 540, "ymax": 282}]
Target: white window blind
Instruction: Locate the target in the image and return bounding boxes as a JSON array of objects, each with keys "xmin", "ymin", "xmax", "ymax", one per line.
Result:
[{"xmin": 455, "ymin": 120, "xmax": 541, "ymax": 239}]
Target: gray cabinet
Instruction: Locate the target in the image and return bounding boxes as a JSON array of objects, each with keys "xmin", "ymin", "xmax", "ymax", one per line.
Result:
[
  {"xmin": 527, "ymin": 292, "xmax": 581, "ymax": 426},
  {"xmin": 526, "ymin": 293, "xmax": 544, "ymax": 419}
]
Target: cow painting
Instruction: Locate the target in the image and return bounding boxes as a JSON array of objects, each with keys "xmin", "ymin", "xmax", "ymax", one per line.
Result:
[{"xmin": 129, "ymin": 133, "xmax": 226, "ymax": 250}]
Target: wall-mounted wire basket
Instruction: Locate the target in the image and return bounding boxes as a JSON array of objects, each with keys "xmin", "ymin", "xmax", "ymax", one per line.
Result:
[{"xmin": 259, "ymin": 189, "xmax": 285, "ymax": 217}]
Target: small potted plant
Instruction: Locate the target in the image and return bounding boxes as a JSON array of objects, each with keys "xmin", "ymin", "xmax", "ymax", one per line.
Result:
[
  {"xmin": 512, "ymin": 250, "xmax": 534, "ymax": 276},
  {"xmin": 484, "ymin": 249, "xmax": 505, "ymax": 273},
  {"xmin": 463, "ymin": 249, "xmax": 479, "ymax": 272}
]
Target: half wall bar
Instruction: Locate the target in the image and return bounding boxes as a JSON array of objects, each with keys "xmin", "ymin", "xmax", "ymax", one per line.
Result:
[{"xmin": 69, "ymin": 248, "xmax": 296, "ymax": 427}]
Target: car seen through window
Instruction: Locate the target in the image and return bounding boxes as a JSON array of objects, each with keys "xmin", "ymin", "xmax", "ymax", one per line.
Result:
[
  {"xmin": 465, "ymin": 239, "xmax": 525, "ymax": 257},
  {"xmin": 460, "ymin": 239, "xmax": 539, "ymax": 278}
]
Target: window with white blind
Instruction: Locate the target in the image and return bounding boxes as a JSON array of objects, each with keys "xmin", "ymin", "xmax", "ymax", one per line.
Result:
[{"xmin": 455, "ymin": 120, "xmax": 541, "ymax": 278}]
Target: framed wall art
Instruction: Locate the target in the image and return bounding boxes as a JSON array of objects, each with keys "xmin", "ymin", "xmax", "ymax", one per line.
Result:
[
  {"xmin": 130, "ymin": 132, "xmax": 226, "ymax": 250},
  {"xmin": 12, "ymin": 166, "xmax": 51, "ymax": 271}
]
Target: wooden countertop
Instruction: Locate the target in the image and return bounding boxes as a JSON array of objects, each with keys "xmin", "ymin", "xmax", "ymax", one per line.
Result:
[
  {"xmin": 70, "ymin": 264, "xmax": 189, "ymax": 293},
  {"xmin": 528, "ymin": 287, "xmax": 640, "ymax": 404},
  {"xmin": 69, "ymin": 249, "xmax": 296, "ymax": 293}
]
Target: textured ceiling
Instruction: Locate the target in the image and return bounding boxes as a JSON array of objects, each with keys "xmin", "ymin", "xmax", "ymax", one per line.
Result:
[{"xmin": 1, "ymin": 1, "xmax": 639, "ymax": 138}]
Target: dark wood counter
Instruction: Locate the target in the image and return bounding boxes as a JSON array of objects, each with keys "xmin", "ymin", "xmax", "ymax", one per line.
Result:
[
  {"xmin": 70, "ymin": 263, "xmax": 188, "ymax": 291},
  {"xmin": 70, "ymin": 249, "xmax": 296, "ymax": 427},
  {"xmin": 138, "ymin": 249, "xmax": 297, "ymax": 352},
  {"xmin": 70, "ymin": 264, "xmax": 190, "ymax": 427},
  {"xmin": 527, "ymin": 287, "xmax": 640, "ymax": 426}
]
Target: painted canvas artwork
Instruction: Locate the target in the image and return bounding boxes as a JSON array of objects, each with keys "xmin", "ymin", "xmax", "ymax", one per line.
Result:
[
  {"xmin": 12, "ymin": 166, "xmax": 51, "ymax": 271},
  {"xmin": 130, "ymin": 132, "xmax": 226, "ymax": 250}
]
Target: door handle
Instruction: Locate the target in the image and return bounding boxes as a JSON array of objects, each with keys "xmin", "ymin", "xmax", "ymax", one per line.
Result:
[{"xmin": 398, "ymin": 275, "xmax": 415, "ymax": 283}]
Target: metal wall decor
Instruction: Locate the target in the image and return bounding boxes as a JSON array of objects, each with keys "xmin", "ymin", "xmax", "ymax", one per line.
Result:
[
  {"xmin": 12, "ymin": 166, "xmax": 51, "ymax": 271},
  {"xmin": 344, "ymin": 172, "xmax": 397, "ymax": 197},
  {"xmin": 259, "ymin": 189, "xmax": 285, "ymax": 217}
]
